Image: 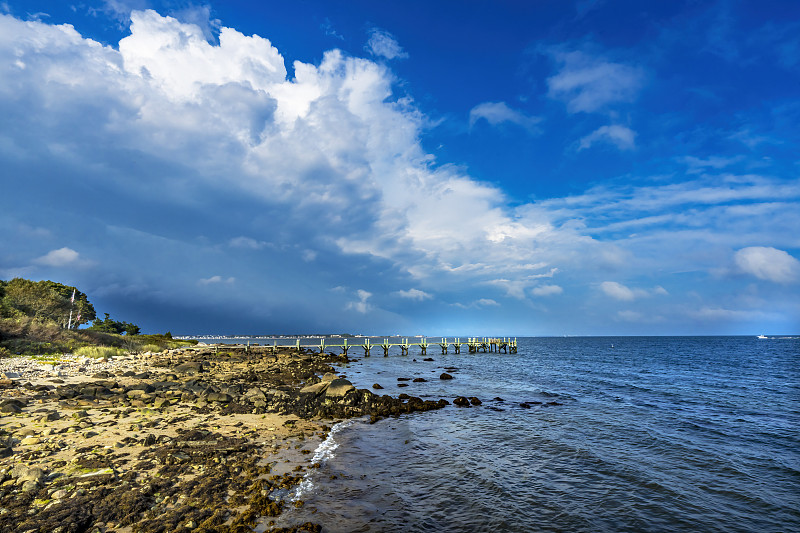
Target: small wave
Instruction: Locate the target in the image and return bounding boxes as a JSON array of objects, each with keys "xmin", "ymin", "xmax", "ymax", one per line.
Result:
[{"xmin": 291, "ymin": 419, "xmax": 357, "ymax": 502}]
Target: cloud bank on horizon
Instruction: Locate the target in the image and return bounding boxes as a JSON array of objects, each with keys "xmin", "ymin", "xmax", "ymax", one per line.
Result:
[{"xmin": 0, "ymin": 1, "xmax": 798, "ymax": 335}]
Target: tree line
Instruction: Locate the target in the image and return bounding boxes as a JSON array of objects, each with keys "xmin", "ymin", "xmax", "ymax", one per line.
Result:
[{"xmin": 0, "ymin": 278, "xmax": 139, "ymax": 335}]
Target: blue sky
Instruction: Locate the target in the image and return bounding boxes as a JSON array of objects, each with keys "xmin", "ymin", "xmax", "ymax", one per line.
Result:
[{"xmin": 1, "ymin": 0, "xmax": 799, "ymax": 336}]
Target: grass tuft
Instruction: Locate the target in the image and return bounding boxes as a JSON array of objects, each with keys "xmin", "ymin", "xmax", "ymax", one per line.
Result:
[{"xmin": 73, "ymin": 345, "xmax": 127, "ymax": 359}]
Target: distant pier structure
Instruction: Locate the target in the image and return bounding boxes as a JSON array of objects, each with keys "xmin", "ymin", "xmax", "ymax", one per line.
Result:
[{"xmin": 241, "ymin": 337, "xmax": 518, "ymax": 356}]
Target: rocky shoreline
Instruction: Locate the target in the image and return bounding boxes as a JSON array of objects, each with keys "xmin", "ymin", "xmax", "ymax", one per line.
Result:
[{"xmin": 0, "ymin": 346, "xmax": 449, "ymax": 532}]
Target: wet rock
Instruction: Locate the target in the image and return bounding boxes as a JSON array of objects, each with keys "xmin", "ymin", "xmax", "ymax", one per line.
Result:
[
  {"xmin": 412, "ymin": 378, "xmax": 427, "ymax": 383},
  {"xmin": 440, "ymin": 373, "xmax": 454, "ymax": 380},
  {"xmin": 372, "ymin": 383, "xmax": 384, "ymax": 389},
  {"xmin": 423, "ymin": 358, "xmax": 434, "ymax": 362},
  {"xmin": 398, "ymin": 383, "xmax": 409, "ymax": 388},
  {"xmin": 453, "ymin": 396, "xmax": 471, "ymax": 407},
  {"xmin": 469, "ymin": 397, "xmax": 482, "ymax": 406},
  {"xmin": 397, "ymin": 377, "xmax": 411, "ymax": 381},
  {"xmin": 320, "ymin": 373, "xmax": 339, "ymax": 382}
]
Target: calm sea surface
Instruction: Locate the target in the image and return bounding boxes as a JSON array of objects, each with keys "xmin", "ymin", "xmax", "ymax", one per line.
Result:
[{"xmin": 255, "ymin": 336, "xmax": 799, "ymax": 532}]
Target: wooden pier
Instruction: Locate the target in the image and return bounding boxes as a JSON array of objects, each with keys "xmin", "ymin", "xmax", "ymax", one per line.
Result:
[{"xmin": 231, "ymin": 337, "xmax": 517, "ymax": 356}]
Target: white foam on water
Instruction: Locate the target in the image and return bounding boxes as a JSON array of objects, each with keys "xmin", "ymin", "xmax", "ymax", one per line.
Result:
[{"xmin": 291, "ymin": 418, "xmax": 357, "ymax": 502}]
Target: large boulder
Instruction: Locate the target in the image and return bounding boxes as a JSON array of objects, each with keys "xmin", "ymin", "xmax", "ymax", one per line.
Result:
[{"xmin": 325, "ymin": 378, "xmax": 355, "ymax": 398}]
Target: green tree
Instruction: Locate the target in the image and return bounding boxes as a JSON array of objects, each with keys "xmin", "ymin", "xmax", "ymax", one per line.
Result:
[
  {"xmin": 0, "ymin": 280, "xmax": 17, "ymax": 318},
  {"xmin": 0, "ymin": 278, "xmax": 96, "ymax": 328},
  {"xmin": 41, "ymin": 280, "xmax": 96, "ymax": 327},
  {"xmin": 3, "ymin": 278, "xmax": 68, "ymax": 323},
  {"xmin": 87, "ymin": 313, "xmax": 140, "ymax": 335}
]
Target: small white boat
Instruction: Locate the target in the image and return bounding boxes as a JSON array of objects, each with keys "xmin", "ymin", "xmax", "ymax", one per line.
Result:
[{"xmin": 757, "ymin": 334, "xmax": 768, "ymax": 339}]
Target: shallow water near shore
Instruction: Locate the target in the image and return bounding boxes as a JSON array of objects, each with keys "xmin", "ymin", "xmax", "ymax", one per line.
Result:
[{"xmin": 272, "ymin": 336, "xmax": 799, "ymax": 532}]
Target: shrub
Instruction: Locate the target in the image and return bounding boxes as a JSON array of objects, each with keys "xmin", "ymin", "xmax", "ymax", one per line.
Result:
[
  {"xmin": 0, "ymin": 346, "xmax": 10, "ymax": 358},
  {"xmin": 141, "ymin": 344, "xmax": 161, "ymax": 353},
  {"xmin": 73, "ymin": 346, "xmax": 126, "ymax": 359}
]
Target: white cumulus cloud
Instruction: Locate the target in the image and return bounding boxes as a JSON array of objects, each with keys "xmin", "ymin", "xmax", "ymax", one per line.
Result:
[
  {"xmin": 531, "ymin": 284, "xmax": 563, "ymax": 296},
  {"xmin": 734, "ymin": 246, "xmax": 799, "ymax": 283},
  {"xmin": 345, "ymin": 289, "xmax": 373, "ymax": 313},
  {"xmin": 600, "ymin": 281, "xmax": 639, "ymax": 301},
  {"xmin": 578, "ymin": 124, "xmax": 636, "ymax": 151},
  {"xmin": 394, "ymin": 288, "xmax": 432, "ymax": 301},
  {"xmin": 119, "ymin": 10, "xmax": 286, "ymax": 101},
  {"xmin": 0, "ymin": 11, "xmax": 617, "ymax": 307},
  {"xmin": 33, "ymin": 247, "xmax": 81, "ymax": 266}
]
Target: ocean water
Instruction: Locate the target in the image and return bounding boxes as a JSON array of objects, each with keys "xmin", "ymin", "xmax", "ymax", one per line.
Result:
[{"xmin": 268, "ymin": 336, "xmax": 799, "ymax": 532}]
